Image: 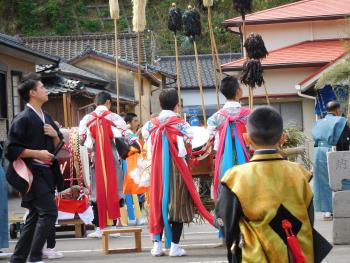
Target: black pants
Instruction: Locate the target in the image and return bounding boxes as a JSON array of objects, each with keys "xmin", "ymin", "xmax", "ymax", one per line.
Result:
[
  {"xmin": 171, "ymin": 222, "xmax": 183, "ymax": 244},
  {"xmin": 46, "ymin": 225, "xmax": 56, "ymax": 249},
  {"xmin": 154, "ymin": 222, "xmax": 183, "ymax": 244},
  {"xmin": 10, "ymin": 192, "xmax": 58, "ymax": 263}
]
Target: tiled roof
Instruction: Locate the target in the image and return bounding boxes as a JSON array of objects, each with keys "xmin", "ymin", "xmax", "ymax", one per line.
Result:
[
  {"xmin": 37, "ymin": 62, "xmax": 108, "ymax": 83},
  {"xmin": 221, "ymin": 39, "xmax": 347, "ymax": 71},
  {"xmin": 70, "ymin": 47, "xmax": 175, "ymax": 81},
  {"xmin": 58, "ymin": 62, "xmax": 108, "ymax": 83},
  {"xmin": 43, "ymin": 75, "xmax": 134, "ymax": 102},
  {"xmin": 0, "ymin": 33, "xmax": 59, "ymax": 63},
  {"xmin": 223, "ymin": 0, "xmax": 350, "ymax": 27},
  {"xmin": 297, "ymin": 53, "xmax": 350, "ymax": 92},
  {"xmin": 23, "ymin": 33, "xmax": 146, "ymax": 63},
  {"xmin": 158, "ymin": 53, "xmax": 241, "ymax": 89}
]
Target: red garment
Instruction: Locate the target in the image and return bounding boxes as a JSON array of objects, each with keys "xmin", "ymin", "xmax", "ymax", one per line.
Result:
[
  {"xmin": 214, "ymin": 107, "xmax": 250, "ymax": 200},
  {"xmin": 87, "ymin": 111, "xmax": 120, "ymax": 229},
  {"xmin": 149, "ymin": 116, "xmax": 214, "ymax": 235}
]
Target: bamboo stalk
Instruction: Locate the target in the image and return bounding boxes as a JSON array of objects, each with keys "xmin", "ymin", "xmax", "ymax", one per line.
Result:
[
  {"xmin": 193, "ymin": 41, "xmax": 207, "ymax": 126},
  {"xmin": 114, "ymin": 19, "xmax": 120, "ymax": 114},
  {"xmin": 174, "ymin": 35, "xmax": 182, "ymax": 115},
  {"xmin": 263, "ymin": 83, "xmax": 270, "ymax": 105},
  {"xmin": 208, "ymin": 6, "xmax": 220, "ymax": 109},
  {"xmin": 137, "ymin": 32, "xmax": 142, "ymax": 121},
  {"xmin": 63, "ymin": 93, "xmax": 68, "ymax": 128},
  {"xmin": 67, "ymin": 93, "xmax": 72, "ymax": 127}
]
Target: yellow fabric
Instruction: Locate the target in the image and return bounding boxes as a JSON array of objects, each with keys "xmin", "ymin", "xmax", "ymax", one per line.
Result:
[
  {"xmin": 132, "ymin": 194, "xmax": 142, "ymax": 219},
  {"xmin": 222, "ymin": 153, "xmax": 314, "ymax": 263},
  {"xmin": 120, "ymin": 206, "xmax": 128, "ymax": 226}
]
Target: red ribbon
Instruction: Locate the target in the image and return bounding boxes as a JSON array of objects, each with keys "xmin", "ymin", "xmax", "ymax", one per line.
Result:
[
  {"xmin": 213, "ymin": 107, "xmax": 250, "ymax": 200},
  {"xmin": 149, "ymin": 116, "xmax": 214, "ymax": 235},
  {"xmin": 87, "ymin": 111, "xmax": 120, "ymax": 229}
]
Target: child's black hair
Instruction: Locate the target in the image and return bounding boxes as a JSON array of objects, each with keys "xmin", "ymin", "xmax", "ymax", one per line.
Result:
[
  {"xmin": 247, "ymin": 106, "xmax": 283, "ymax": 146},
  {"xmin": 220, "ymin": 76, "xmax": 240, "ymax": 100},
  {"xmin": 159, "ymin": 88, "xmax": 179, "ymax": 110}
]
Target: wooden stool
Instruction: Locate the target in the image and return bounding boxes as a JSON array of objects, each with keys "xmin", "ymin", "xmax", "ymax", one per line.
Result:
[
  {"xmin": 57, "ymin": 219, "xmax": 85, "ymax": 238},
  {"xmin": 102, "ymin": 227, "xmax": 142, "ymax": 255}
]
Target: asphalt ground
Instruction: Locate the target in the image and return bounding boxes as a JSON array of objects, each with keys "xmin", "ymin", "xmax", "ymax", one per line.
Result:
[{"xmin": 2, "ymin": 197, "xmax": 350, "ymax": 263}]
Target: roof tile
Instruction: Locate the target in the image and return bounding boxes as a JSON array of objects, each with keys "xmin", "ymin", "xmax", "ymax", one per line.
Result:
[
  {"xmin": 23, "ymin": 33, "xmax": 146, "ymax": 63},
  {"xmin": 221, "ymin": 39, "xmax": 347, "ymax": 71},
  {"xmin": 224, "ymin": 0, "xmax": 350, "ymax": 26}
]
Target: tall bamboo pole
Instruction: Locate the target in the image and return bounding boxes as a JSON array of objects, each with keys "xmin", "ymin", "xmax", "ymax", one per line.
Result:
[
  {"xmin": 207, "ymin": 6, "xmax": 220, "ymax": 109},
  {"xmin": 193, "ymin": 41, "xmax": 207, "ymax": 126},
  {"xmin": 114, "ymin": 19, "xmax": 120, "ymax": 113},
  {"xmin": 174, "ymin": 35, "xmax": 182, "ymax": 114},
  {"xmin": 137, "ymin": 32, "xmax": 142, "ymax": 120}
]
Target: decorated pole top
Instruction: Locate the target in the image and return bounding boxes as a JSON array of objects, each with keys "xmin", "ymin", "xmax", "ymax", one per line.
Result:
[
  {"xmin": 132, "ymin": 0, "xmax": 147, "ymax": 33},
  {"xmin": 109, "ymin": 0, "xmax": 120, "ymax": 20},
  {"xmin": 182, "ymin": 5, "xmax": 201, "ymax": 41},
  {"xmin": 233, "ymin": 0, "xmax": 252, "ymax": 19},
  {"xmin": 168, "ymin": 3, "xmax": 182, "ymax": 35},
  {"xmin": 202, "ymin": 0, "xmax": 214, "ymax": 7},
  {"xmin": 244, "ymin": 33, "xmax": 268, "ymax": 60}
]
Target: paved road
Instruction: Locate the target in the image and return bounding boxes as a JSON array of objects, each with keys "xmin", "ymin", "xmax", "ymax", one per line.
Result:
[{"xmin": 2, "ymin": 197, "xmax": 350, "ymax": 262}]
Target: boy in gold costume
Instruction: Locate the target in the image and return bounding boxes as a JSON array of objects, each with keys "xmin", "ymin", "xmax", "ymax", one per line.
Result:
[{"xmin": 215, "ymin": 106, "xmax": 332, "ymax": 263}]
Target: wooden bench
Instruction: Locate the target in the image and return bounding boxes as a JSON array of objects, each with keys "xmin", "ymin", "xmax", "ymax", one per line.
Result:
[
  {"xmin": 102, "ymin": 227, "xmax": 142, "ymax": 255},
  {"xmin": 57, "ymin": 219, "xmax": 85, "ymax": 238}
]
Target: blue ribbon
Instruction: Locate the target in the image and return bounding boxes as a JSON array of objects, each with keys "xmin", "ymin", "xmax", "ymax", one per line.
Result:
[
  {"xmin": 162, "ymin": 132, "xmax": 172, "ymax": 248},
  {"xmin": 126, "ymin": 195, "xmax": 135, "ymax": 221}
]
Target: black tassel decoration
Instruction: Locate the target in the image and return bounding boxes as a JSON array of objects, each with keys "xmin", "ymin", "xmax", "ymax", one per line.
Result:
[
  {"xmin": 168, "ymin": 3, "xmax": 182, "ymax": 35},
  {"xmin": 233, "ymin": 0, "xmax": 252, "ymax": 19},
  {"xmin": 182, "ymin": 5, "xmax": 201, "ymax": 41},
  {"xmin": 244, "ymin": 33, "xmax": 268, "ymax": 60},
  {"xmin": 241, "ymin": 59, "xmax": 264, "ymax": 89}
]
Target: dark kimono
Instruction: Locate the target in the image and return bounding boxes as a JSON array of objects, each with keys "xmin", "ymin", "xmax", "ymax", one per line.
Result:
[{"xmin": 5, "ymin": 106, "xmax": 64, "ymax": 206}]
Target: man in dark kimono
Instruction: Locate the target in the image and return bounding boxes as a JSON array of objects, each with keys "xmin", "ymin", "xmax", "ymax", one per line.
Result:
[{"xmin": 5, "ymin": 76, "xmax": 63, "ymax": 263}]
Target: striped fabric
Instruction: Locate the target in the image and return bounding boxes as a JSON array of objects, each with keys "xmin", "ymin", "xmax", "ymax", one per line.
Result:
[{"xmin": 168, "ymin": 159, "xmax": 194, "ymax": 223}]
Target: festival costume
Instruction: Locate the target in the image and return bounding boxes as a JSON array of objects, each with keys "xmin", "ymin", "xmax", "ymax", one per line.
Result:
[
  {"xmin": 216, "ymin": 150, "xmax": 332, "ymax": 263},
  {"xmin": 79, "ymin": 105, "xmax": 132, "ymax": 229},
  {"xmin": 312, "ymin": 114, "xmax": 348, "ymax": 213},
  {"xmin": 143, "ymin": 110, "xmax": 214, "ymax": 248},
  {"xmin": 207, "ymin": 101, "xmax": 250, "ymax": 200}
]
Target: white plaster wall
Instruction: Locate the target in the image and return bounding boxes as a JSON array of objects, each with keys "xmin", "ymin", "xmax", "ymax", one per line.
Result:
[
  {"xmin": 227, "ymin": 67, "xmax": 320, "ymax": 97},
  {"xmin": 182, "ymin": 89, "xmax": 226, "ymax": 107},
  {"xmin": 302, "ymin": 98, "xmax": 316, "ymax": 160},
  {"xmin": 246, "ymin": 19, "xmax": 349, "ymax": 51}
]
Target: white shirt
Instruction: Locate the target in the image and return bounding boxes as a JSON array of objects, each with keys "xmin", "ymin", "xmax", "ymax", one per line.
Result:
[{"xmin": 78, "ymin": 105, "xmax": 129, "ymax": 150}]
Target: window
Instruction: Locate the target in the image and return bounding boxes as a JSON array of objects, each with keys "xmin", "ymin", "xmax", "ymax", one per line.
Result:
[
  {"xmin": 11, "ymin": 71, "xmax": 22, "ymax": 116},
  {"xmin": 271, "ymin": 102, "xmax": 303, "ymax": 130},
  {"xmin": 0, "ymin": 72, "xmax": 7, "ymax": 119}
]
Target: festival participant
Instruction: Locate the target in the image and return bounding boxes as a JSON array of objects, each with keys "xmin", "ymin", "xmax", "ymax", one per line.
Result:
[
  {"xmin": 312, "ymin": 101, "xmax": 350, "ymax": 220},
  {"xmin": 123, "ymin": 113, "xmax": 145, "ymax": 226},
  {"xmin": 216, "ymin": 106, "xmax": 332, "ymax": 263},
  {"xmin": 79, "ymin": 91, "xmax": 134, "ymax": 238},
  {"xmin": 207, "ymin": 76, "xmax": 250, "ymax": 200},
  {"xmin": 142, "ymin": 88, "xmax": 213, "ymax": 257},
  {"xmin": 6, "ymin": 76, "xmax": 64, "ymax": 263}
]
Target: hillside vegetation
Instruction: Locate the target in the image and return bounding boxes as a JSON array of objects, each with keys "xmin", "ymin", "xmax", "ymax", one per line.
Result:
[{"xmin": 0, "ymin": 0, "xmax": 296, "ymax": 57}]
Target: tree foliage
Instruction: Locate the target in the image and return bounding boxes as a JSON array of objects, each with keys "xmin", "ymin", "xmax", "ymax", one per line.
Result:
[{"xmin": 0, "ymin": 0, "xmax": 296, "ymax": 54}]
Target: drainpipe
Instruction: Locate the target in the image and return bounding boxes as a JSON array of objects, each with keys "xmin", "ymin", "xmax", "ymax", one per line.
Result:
[{"xmin": 295, "ymin": 85, "xmax": 315, "ymax": 100}]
